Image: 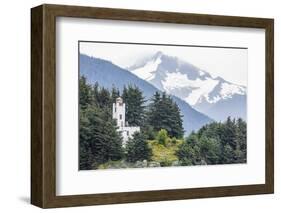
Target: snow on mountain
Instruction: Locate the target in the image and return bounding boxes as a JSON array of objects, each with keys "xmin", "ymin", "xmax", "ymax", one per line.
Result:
[
  {"xmin": 128, "ymin": 51, "xmax": 247, "ymax": 121},
  {"xmin": 131, "ymin": 54, "xmax": 162, "ymax": 81},
  {"xmin": 162, "ymin": 71, "xmax": 219, "ymax": 105}
]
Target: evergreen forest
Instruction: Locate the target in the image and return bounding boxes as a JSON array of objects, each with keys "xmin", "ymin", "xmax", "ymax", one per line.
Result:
[{"xmin": 79, "ymin": 76, "xmax": 247, "ymax": 170}]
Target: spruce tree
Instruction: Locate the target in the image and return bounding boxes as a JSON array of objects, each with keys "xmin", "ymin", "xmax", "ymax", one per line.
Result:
[
  {"xmin": 97, "ymin": 87, "xmax": 111, "ymax": 109},
  {"xmin": 122, "ymin": 85, "xmax": 146, "ymax": 127},
  {"xmin": 79, "ymin": 76, "xmax": 95, "ymax": 169},
  {"xmin": 126, "ymin": 132, "xmax": 152, "ymax": 163},
  {"xmin": 79, "ymin": 110, "xmax": 94, "ymax": 169},
  {"xmin": 81, "ymin": 106, "xmax": 124, "ymax": 169},
  {"xmin": 234, "ymin": 118, "xmax": 247, "ymax": 163},
  {"xmin": 111, "ymin": 87, "xmax": 120, "ymax": 102},
  {"xmin": 79, "ymin": 76, "xmax": 94, "ymax": 110},
  {"xmin": 79, "ymin": 78, "xmax": 124, "ymax": 169},
  {"xmin": 147, "ymin": 92, "xmax": 184, "ymax": 138},
  {"xmin": 199, "ymin": 136, "xmax": 221, "ymax": 164},
  {"xmin": 177, "ymin": 142, "xmax": 195, "ymax": 166},
  {"xmin": 222, "ymin": 144, "xmax": 235, "ymax": 164},
  {"xmin": 105, "ymin": 119, "xmax": 124, "ymax": 161},
  {"xmin": 221, "ymin": 117, "xmax": 237, "ymax": 149},
  {"xmin": 146, "ymin": 92, "xmax": 161, "ymax": 131}
]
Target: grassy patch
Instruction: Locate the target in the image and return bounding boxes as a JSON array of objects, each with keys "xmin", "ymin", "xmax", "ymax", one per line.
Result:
[{"xmin": 148, "ymin": 139, "xmax": 183, "ymax": 166}]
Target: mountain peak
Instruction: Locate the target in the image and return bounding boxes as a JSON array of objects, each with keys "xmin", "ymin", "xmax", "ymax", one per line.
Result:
[
  {"xmin": 214, "ymin": 76, "xmax": 225, "ymax": 82},
  {"xmin": 155, "ymin": 50, "xmax": 163, "ymax": 56},
  {"xmin": 128, "ymin": 51, "xmax": 247, "ymax": 121},
  {"xmin": 152, "ymin": 51, "xmax": 164, "ymax": 60}
]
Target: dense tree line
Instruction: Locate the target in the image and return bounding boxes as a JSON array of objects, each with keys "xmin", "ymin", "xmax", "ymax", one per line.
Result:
[
  {"xmin": 176, "ymin": 117, "xmax": 247, "ymax": 165},
  {"xmin": 79, "ymin": 76, "xmax": 246, "ymax": 169},
  {"xmin": 79, "ymin": 76, "xmax": 184, "ymax": 169},
  {"xmin": 79, "ymin": 77, "xmax": 124, "ymax": 169}
]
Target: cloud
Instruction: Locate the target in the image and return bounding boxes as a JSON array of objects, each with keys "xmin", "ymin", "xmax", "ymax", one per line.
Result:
[{"xmin": 79, "ymin": 41, "xmax": 247, "ymax": 86}]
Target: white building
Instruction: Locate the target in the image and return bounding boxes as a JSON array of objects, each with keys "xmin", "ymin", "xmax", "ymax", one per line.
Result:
[{"xmin": 112, "ymin": 97, "xmax": 140, "ymax": 145}]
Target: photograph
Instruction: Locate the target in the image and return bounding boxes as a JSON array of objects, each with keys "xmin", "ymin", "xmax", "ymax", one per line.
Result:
[
  {"xmin": 78, "ymin": 41, "xmax": 247, "ymax": 170},
  {"xmin": 29, "ymin": 3, "xmax": 274, "ymax": 208}
]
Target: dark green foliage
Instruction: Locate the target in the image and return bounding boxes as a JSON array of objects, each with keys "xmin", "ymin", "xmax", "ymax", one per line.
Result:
[
  {"xmin": 79, "ymin": 75, "xmax": 247, "ymax": 169},
  {"xmin": 177, "ymin": 143, "xmax": 195, "ymax": 166},
  {"xmin": 147, "ymin": 92, "xmax": 184, "ymax": 138},
  {"xmin": 142, "ymin": 125, "xmax": 156, "ymax": 140},
  {"xmin": 222, "ymin": 144, "xmax": 235, "ymax": 164},
  {"xmin": 177, "ymin": 134, "xmax": 201, "ymax": 165},
  {"xmin": 79, "ymin": 79, "xmax": 150, "ymax": 169},
  {"xmin": 111, "ymin": 87, "xmax": 120, "ymax": 101},
  {"xmin": 79, "ymin": 76, "xmax": 94, "ymax": 110},
  {"xmin": 79, "ymin": 78, "xmax": 124, "ymax": 170},
  {"xmin": 79, "ymin": 106, "xmax": 124, "ymax": 169},
  {"xmin": 93, "ymin": 84, "xmax": 112, "ymax": 111},
  {"xmin": 199, "ymin": 136, "xmax": 221, "ymax": 164},
  {"xmin": 122, "ymin": 85, "xmax": 146, "ymax": 127},
  {"xmin": 126, "ymin": 132, "xmax": 152, "ymax": 163},
  {"xmin": 79, "ymin": 110, "xmax": 93, "ymax": 169},
  {"xmin": 177, "ymin": 117, "xmax": 247, "ymax": 165},
  {"xmin": 221, "ymin": 117, "xmax": 237, "ymax": 148},
  {"xmin": 235, "ymin": 118, "xmax": 247, "ymax": 162}
]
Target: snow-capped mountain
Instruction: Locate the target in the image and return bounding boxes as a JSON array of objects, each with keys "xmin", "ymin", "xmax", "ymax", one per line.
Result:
[{"xmin": 128, "ymin": 51, "xmax": 247, "ymax": 121}]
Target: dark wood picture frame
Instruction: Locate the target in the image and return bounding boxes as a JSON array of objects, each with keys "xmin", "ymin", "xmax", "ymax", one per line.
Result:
[{"xmin": 31, "ymin": 4, "xmax": 274, "ymax": 208}]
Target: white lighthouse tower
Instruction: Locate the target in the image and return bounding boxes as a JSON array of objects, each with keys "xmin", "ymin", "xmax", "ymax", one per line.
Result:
[
  {"xmin": 112, "ymin": 97, "xmax": 126, "ymax": 128},
  {"xmin": 113, "ymin": 97, "xmax": 140, "ymax": 145}
]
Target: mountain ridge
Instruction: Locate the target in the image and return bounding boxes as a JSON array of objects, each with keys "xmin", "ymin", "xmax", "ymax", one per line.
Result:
[{"xmin": 128, "ymin": 51, "xmax": 247, "ymax": 121}]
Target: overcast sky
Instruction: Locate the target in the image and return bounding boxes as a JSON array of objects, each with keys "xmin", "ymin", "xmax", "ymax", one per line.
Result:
[{"xmin": 79, "ymin": 42, "xmax": 247, "ymax": 86}]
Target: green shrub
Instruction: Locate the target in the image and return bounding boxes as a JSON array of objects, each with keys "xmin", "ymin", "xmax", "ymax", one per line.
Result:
[
  {"xmin": 156, "ymin": 129, "xmax": 169, "ymax": 145},
  {"xmin": 171, "ymin": 137, "xmax": 177, "ymax": 144},
  {"xmin": 148, "ymin": 139, "xmax": 183, "ymax": 167}
]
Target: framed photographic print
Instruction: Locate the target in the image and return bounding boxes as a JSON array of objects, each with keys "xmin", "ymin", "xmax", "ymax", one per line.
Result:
[{"xmin": 31, "ymin": 4, "xmax": 274, "ymax": 208}]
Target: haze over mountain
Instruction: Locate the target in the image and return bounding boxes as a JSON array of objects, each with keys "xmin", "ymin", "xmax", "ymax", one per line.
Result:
[
  {"xmin": 128, "ymin": 51, "xmax": 247, "ymax": 121},
  {"xmin": 80, "ymin": 54, "xmax": 213, "ymax": 135}
]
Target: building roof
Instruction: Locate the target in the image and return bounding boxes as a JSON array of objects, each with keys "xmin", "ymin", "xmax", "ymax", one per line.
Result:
[{"xmin": 116, "ymin": 97, "xmax": 123, "ymax": 103}]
